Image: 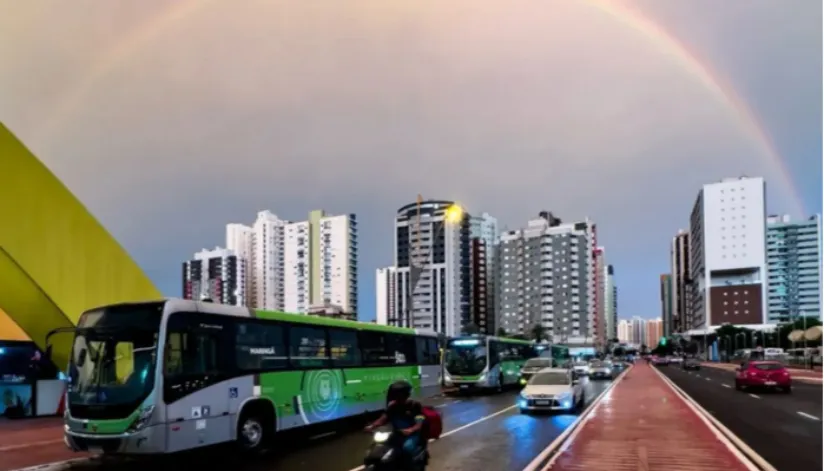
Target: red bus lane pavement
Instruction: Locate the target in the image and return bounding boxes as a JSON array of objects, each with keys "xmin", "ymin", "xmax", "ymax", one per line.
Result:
[
  {"xmin": 0, "ymin": 418, "xmax": 86, "ymax": 471},
  {"xmin": 541, "ymin": 363, "xmax": 764, "ymax": 471}
]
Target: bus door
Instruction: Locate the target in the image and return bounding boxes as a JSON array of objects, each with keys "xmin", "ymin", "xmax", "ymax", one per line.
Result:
[{"xmin": 162, "ymin": 312, "xmax": 233, "ymax": 452}]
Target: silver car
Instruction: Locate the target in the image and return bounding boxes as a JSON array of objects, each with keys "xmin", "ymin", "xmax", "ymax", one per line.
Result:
[{"xmin": 589, "ymin": 360, "xmax": 613, "ymax": 380}]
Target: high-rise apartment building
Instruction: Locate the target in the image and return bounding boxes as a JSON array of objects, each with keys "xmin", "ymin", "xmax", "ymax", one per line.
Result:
[
  {"xmin": 688, "ymin": 177, "xmax": 768, "ymax": 329},
  {"xmin": 470, "ymin": 213, "xmax": 500, "ymax": 334},
  {"xmin": 375, "ymin": 267, "xmax": 397, "ymax": 326},
  {"xmin": 630, "ymin": 316, "xmax": 646, "ymax": 345},
  {"xmin": 645, "ymin": 318, "xmax": 663, "ymax": 347},
  {"xmin": 605, "ymin": 265, "xmax": 617, "ymax": 341},
  {"xmin": 617, "ymin": 319, "xmax": 631, "ymax": 344},
  {"xmin": 469, "ymin": 238, "xmax": 491, "ymax": 333},
  {"xmin": 182, "ymin": 247, "xmax": 246, "ymax": 305},
  {"xmin": 284, "ymin": 211, "xmax": 358, "ymax": 314},
  {"xmin": 497, "ymin": 212, "xmax": 597, "ymax": 346},
  {"xmin": 594, "ymin": 247, "xmax": 607, "ymax": 347},
  {"xmin": 660, "ymin": 274, "xmax": 673, "ymax": 336},
  {"xmin": 670, "ymin": 230, "xmax": 690, "ymax": 333},
  {"xmin": 225, "ymin": 209, "xmax": 357, "ymax": 314},
  {"xmin": 390, "ymin": 200, "xmax": 470, "ymax": 336},
  {"xmin": 766, "ymin": 214, "xmax": 822, "ymax": 322}
]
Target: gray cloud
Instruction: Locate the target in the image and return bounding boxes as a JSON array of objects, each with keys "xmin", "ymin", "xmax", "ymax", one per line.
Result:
[{"xmin": 1, "ymin": 0, "xmax": 820, "ymax": 319}]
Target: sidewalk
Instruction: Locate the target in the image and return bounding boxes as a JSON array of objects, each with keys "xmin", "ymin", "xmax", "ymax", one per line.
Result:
[
  {"xmin": 0, "ymin": 417, "xmax": 84, "ymax": 471},
  {"xmin": 545, "ymin": 363, "xmax": 755, "ymax": 471}
]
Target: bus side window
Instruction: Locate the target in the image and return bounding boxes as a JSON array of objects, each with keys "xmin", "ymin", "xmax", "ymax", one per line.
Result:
[
  {"xmin": 329, "ymin": 328, "xmax": 361, "ymax": 367},
  {"xmin": 360, "ymin": 331, "xmax": 393, "ymax": 366},
  {"xmin": 289, "ymin": 326, "xmax": 330, "ymax": 368},
  {"xmin": 164, "ymin": 312, "xmax": 227, "ymax": 403},
  {"xmin": 392, "ymin": 335, "xmax": 416, "ymax": 365},
  {"xmin": 235, "ymin": 321, "xmax": 287, "ymax": 371}
]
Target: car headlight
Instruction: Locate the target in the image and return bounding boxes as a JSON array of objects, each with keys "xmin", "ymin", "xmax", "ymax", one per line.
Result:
[
  {"xmin": 520, "ymin": 391, "xmax": 529, "ymax": 399},
  {"xmin": 374, "ymin": 431, "xmax": 391, "ymax": 443}
]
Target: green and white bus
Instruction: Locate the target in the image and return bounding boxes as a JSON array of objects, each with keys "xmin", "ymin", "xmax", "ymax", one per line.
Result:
[
  {"xmin": 442, "ymin": 335, "xmax": 538, "ymax": 391},
  {"xmin": 53, "ymin": 299, "xmax": 440, "ymax": 455}
]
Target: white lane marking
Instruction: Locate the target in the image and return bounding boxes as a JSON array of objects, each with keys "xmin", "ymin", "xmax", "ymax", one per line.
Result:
[
  {"xmin": 749, "ymin": 393, "xmax": 760, "ymax": 399},
  {"xmin": 722, "ymin": 384, "xmax": 732, "ymax": 388},
  {"xmin": 705, "ymin": 377, "xmax": 712, "ymax": 381},
  {"xmin": 797, "ymin": 411, "xmax": 820, "ymax": 421},
  {"xmin": 347, "ymin": 404, "xmax": 517, "ymax": 471}
]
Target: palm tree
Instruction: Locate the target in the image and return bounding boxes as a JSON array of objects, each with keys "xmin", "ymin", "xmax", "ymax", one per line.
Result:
[{"xmin": 530, "ymin": 324, "xmax": 547, "ymax": 342}]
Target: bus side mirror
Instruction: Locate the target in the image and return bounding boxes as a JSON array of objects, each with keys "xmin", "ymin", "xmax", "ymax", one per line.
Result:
[{"xmin": 44, "ymin": 344, "xmax": 53, "ymax": 361}]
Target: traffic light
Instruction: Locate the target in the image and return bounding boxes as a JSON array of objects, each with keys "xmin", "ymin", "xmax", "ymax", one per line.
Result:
[{"xmin": 659, "ymin": 337, "xmax": 667, "ymax": 346}]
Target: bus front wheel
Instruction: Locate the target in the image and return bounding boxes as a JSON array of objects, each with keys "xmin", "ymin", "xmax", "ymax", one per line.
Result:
[{"xmin": 237, "ymin": 404, "xmax": 274, "ymax": 453}]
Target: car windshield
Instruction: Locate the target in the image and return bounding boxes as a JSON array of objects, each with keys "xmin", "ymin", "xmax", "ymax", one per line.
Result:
[
  {"xmin": 753, "ymin": 363, "xmax": 784, "ymax": 371},
  {"xmin": 68, "ymin": 303, "xmax": 162, "ymax": 408},
  {"xmin": 445, "ymin": 340, "xmax": 487, "ymax": 376},
  {"xmin": 529, "ymin": 372, "xmax": 570, "ymax": 386},
  {"xmin": 574, "ymin": 361, "xmax": 588, "ymax": 367},
  {"xmin": 524, "ymin": 359, "xmax": 552, "ymax": 368},
  {"xmin": 589, "ymin": 361, "xmax": 604, "ymax": 367}
]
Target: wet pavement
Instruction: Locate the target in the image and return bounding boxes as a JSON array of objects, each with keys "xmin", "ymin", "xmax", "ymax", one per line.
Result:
[
  {"xmin": 546, "ymin": 363, "xmax": 755, "ymax": 471},
  {"xmin": 0, "ymin": 417, "xmax": 86, "ymax": 471},
  {"xmin": 3, "ymin": 381, "xmax": 612, "ymax": 471},
  {"xmin": 663, "ymin": 364, "xmax": 823, "ymax": 471}
]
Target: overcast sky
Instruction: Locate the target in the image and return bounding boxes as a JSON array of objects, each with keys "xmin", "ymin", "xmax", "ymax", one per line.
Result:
[{"xmin": 2, "ymin": 0, "xmax": 821, "ymax": 321}]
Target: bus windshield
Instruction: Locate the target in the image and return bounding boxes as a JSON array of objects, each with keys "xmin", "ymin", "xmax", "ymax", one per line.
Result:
[
  {"xmin": 445, "ymin": 339, "xmax": 487, "ymax": 376},
  {"xmin": 68, "ymin": 303, "xmax": 163, "ymax": 412}
]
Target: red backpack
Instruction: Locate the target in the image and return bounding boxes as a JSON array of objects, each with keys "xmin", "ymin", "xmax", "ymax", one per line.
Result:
[{"xmin": 421, "ymin": 406, "xmax": 443, "ymax": 440}]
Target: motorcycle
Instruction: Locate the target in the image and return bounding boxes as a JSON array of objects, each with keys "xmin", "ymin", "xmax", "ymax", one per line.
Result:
[{"xmin": 363, "ymin": 426, "xmax": 429, "ymax": 471}]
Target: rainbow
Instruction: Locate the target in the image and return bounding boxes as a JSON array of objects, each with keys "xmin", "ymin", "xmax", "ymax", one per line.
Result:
[{"xmin": 28, "ymin": 1, "xmax": 805, "ymax": 216}]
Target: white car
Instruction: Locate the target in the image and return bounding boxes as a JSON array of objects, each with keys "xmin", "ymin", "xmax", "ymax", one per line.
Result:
[
  {"xmin": 518, "ymin": 368, "xmax": 584, "ymax": 413},
  {"xmin": 572, "ymin": 361, "xmax": 591, "ymax": 377}
]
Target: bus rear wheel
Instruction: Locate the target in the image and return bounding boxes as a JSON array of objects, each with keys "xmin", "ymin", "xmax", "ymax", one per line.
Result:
[{"xmin": 237, "ymin": 406, "xmax": 274, "ymax": 454}]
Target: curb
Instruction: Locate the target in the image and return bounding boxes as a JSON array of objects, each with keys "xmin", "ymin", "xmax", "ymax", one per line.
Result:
[
  {"xmin": 520, "ymin": 365, "xmax": 632, "ymax": 471},
  {"xmin": 651, "ymin": 366, "xmax": 777, "ymax": 471}
]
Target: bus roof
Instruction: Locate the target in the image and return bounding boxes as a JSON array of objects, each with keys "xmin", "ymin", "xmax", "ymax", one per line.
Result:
[
  {"xmin": 253, "ymin": 309, "xmax": 435, "ymax": 336},
  {"xmin": 450, "ymin": 335, "xmax": 535, "ymax": 346},
  {"xmin": 112, "ymin": 299, "xmax": 437, "ymax": 337}
]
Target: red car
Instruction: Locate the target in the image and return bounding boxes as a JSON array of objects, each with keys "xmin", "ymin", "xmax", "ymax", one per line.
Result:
[{"xmin": 734, "ymin": 361, "xmax": 792, "ymax": 393}]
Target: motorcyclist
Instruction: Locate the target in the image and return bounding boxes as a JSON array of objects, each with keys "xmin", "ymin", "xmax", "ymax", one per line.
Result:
[{"xmin": 365, "ymin": 380, "xmax": 425, "ymax": 462}]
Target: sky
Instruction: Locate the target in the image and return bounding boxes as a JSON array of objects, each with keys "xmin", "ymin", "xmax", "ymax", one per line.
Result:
[{"xmin": 1, "ymin": 0, "xmax": 821, "ymax": 322}]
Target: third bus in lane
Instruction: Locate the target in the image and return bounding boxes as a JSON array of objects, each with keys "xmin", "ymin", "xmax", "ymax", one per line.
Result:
[{"xmin": 660, "ymin": 365, "xmax": 822, "ymax": 471}]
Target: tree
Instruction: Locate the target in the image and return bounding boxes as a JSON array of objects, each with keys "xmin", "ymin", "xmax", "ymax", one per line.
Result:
[
  {"xmin": 530, "ymin": 324, "xmax": 547, "ymax": 342},
  {"xmin": 640, "ymin": 344, "xmax": 649, "ymax": 355},
  {"xmin": 496, "ymin": 327, "xmax": 508, "ymax": 337},
  {"xmin": 462, "ymin": 323, "xmax": 481, "ymax": 335},
  {"xmin": 613, "ymin": 346, "xmax": 627, "ymax": 358}
]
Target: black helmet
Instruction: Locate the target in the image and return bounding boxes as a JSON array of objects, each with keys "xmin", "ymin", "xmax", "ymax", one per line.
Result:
[{"xmin": 387, "ymin": 380, "xmax": 412, "ymax": 403}]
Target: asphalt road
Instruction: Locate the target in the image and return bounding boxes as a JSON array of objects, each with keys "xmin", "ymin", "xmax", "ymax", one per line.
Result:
[
  {"xmin": 659, "ymin": 364, "xmax": 822, "ymax": 471},
  {"xmin": 25, "ymin": 379, "xmax": 611, "ymax": 471}
]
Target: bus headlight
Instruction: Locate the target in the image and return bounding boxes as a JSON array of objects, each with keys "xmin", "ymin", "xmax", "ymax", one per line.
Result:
[
  {"xmin": 478, "ymin": 373, "xmax": 487, "ymax": 382},
  {"xmin": 128, "ymin": 405, "xmax": 155, "ymax": 432}
]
